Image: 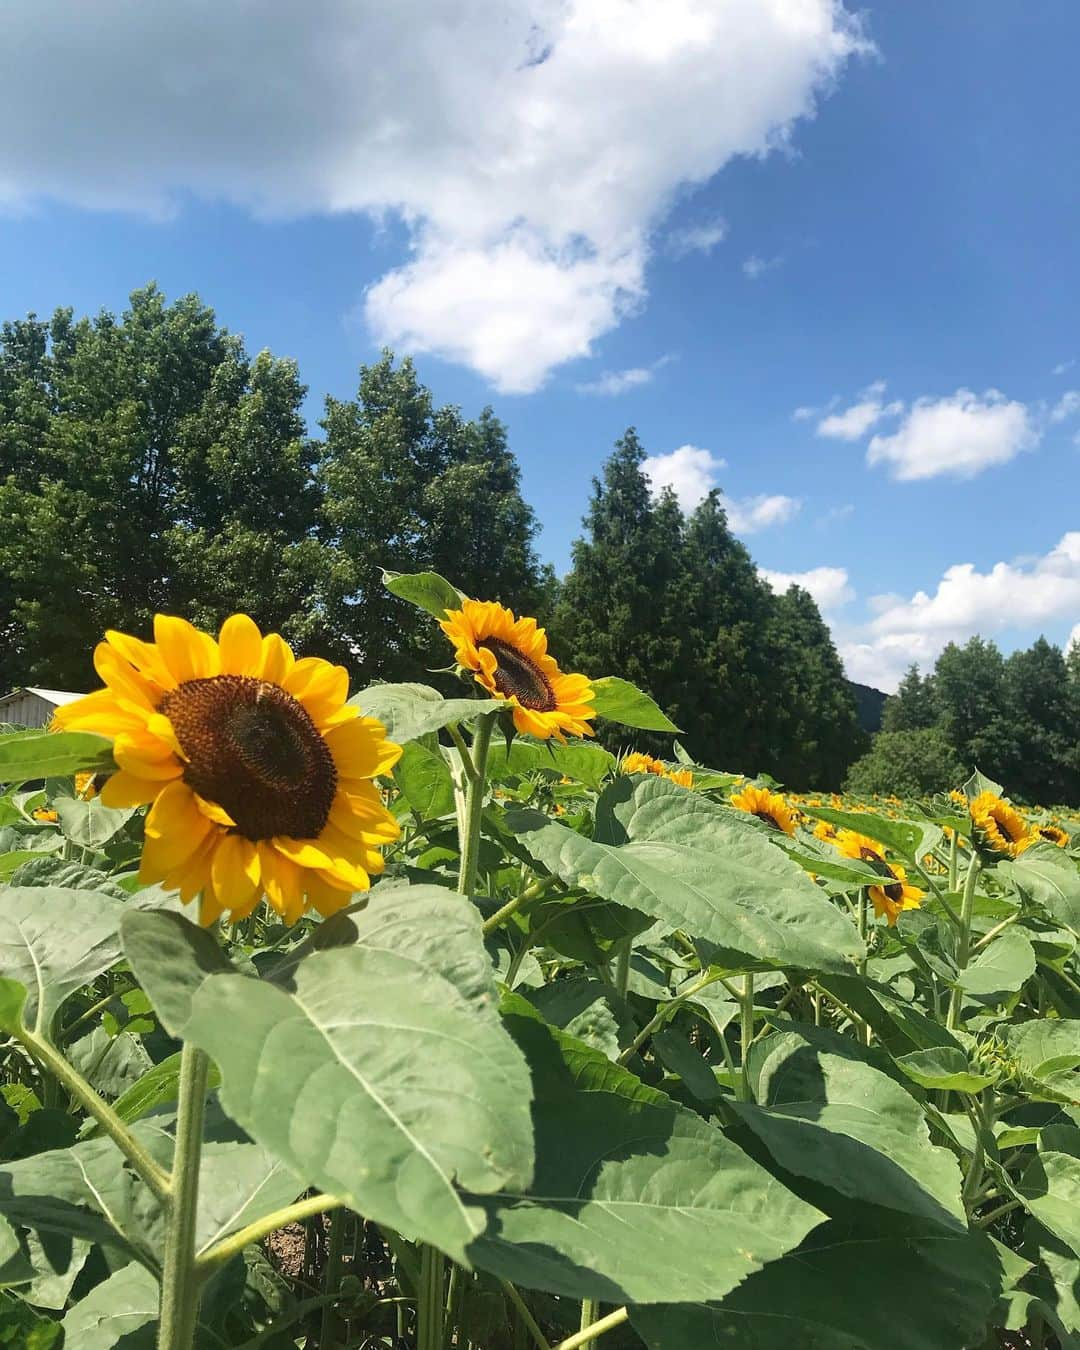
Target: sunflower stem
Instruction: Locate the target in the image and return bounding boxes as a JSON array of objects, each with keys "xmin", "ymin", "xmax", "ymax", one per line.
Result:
[
  {"xmin": 556, "ymin": 1306, "xmax": 629, "ymax": 1349},
  {"xmin": 946, "ymin": 855, "xmax": 982, "ymax": 1032},
  {"xmin": 157, "ymin": 1041, "xmax": 210, "ymax": 1350},
  {"xmin": 195, "ymin": 1192, "xmax": 343, "ymax": 1276},
  {"xmin": 613, "ymin": 938, "xmax": 632, "ymax": 999},
  {"xmin": 737, "ymin": 974, "xmax": 754, "ymax": 1103},
  {"xmin": 457, "ymin": 713, "xmax": 495, "ymax": 896},
  {"xmin": 417, "ymin": 1242, "xmax": 446, "ymax": 1350},
  {"xmin": 317, "ymin": 1206, "xmax": 347, "ymax": 1348}
]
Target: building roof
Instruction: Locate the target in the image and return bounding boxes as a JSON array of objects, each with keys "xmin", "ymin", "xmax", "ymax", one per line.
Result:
[{"xmin": 0, "ymin": 687, "xmax": 84, "ymax": 707}]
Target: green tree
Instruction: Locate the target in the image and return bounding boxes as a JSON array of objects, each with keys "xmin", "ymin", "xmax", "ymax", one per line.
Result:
[
  {"xmin": 844, "ymin": 728, "xmax": 965, "ymax": 798},
  {"xmin": 933, "ymin": 637, "xmax": 1015, "ymax": 782},
  {"xmin": 316, "ymin": 352, "xmax": 550, "ymax": 681},
  {"xmin": 1002, "ymin": 638, "xmax": 1079, "ymax": 804},
  {"xmin": 882, "ymin": 664, "xmax": 938, "ymax": 732}
]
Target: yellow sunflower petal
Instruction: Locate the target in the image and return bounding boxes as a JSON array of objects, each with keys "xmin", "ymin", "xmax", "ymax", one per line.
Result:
[
  {"xmin": 53, "ymin": 689, "xmax": 150, "ymax": 738},
  {"xmin": 112, "ymin": 732, "xmax": 183, "ymax": 782},
  {"xmin": 257, "ymin": 632, "xmax": 295, "ymax": 683},
  {"xmin": 259, "ymin": 844, "xmax": 306, "ymax": 924},
  {"xmin": 100, "ymin": 770, "xmax": 164, "ymax": 809},
  {"xmin": 93, "ymin": 643, "xmax": 158, "ymax": 713},
  {"xmin": 218, "ymin": 613, "xmax": 264, "ymax": 676},
  {"xmin": 104, "ymin": 629, "xmax": 177, "ymax": 692},
  {"xmin": 210, "ymin": 834, "xmax": 261, "ymax": 916},
  {"xmin": 154, "ymin": 615, "xmax": 220, "ymax": 684},
  {"xmin": 193, "ymin": 794, "xmax": 237, "ymax": 828},
  {"xmin": 140, "ymin": 782, "xmax": 213, "ymax": 877},
  {"xmin": 306, "ymin": 871, "xmax": 356, "ymax": 917},
  {"xmin": 324, "ymin": 717, "xmax": 402, "ymax": 780}
]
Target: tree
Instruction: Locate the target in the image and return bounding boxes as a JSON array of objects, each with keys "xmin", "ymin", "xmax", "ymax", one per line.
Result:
[
  {"xmin": 0, "ymin": 286, "xmax": 330, "ymax": 690},
  {"xmin": 844, "ymin": 728, "xmax": 965, "ymax": 798},
  {"xmin": 882, "ymin": 664, "xmax": 938, "ymax": 732},
  {"xmin": 933, "ymin": 637, "xmax": 1015, "ymax": 782},
  {"xmin": 315, "ymin": 352, "xmax": 550, "ymax": 681},
  {"xmin": 1002, "ymin": 638, "xmax": 1079, "ymax": 805}
]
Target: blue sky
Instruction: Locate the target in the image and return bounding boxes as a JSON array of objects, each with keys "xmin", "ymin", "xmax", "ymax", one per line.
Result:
[{"xmin": 1, "ymin": 1, "xmax": 1078, "ymax": 690}]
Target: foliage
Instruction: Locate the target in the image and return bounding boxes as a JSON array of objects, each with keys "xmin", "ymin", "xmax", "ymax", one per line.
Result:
[
  {"xmin": 845, "ymin": 728, "xmax": 966, "ymax": 797},
  {"xmin": 555, "ymin": 432, "xmax": 864, "ymax": 787},
  {"xmin": 0, "ymin": 576, "xmax": 1077, "ymax": 1349},
  {"xmin": 883, "ymin": 637, "xmax": 1080, "ymax": 806}
]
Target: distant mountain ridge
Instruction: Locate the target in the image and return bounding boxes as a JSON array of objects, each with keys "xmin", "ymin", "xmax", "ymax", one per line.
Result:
[{"xmin": 848, "ymin": 680, "xmax": 887, "ymax": 734}]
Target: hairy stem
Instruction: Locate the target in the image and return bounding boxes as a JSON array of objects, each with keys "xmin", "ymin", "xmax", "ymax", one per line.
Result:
[{"xmin": 157, "ymin": 1042, "xmax": 210, "ymax": 1350}]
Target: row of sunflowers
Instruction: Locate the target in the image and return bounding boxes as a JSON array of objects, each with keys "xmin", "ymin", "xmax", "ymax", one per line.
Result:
[{"xmin": 0, "ymin": 568, "xmax": 1078, "ymax": 1350}]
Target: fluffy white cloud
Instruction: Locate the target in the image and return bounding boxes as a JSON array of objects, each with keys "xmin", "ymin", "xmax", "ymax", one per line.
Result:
[
  {"xmin": 760, "ymin": 565, "xmax": 854, "ymax": 610},
  {"xmin": 0, "ymin": 0, "xmax": 869, "ymax": 392},
  {"xmin": 838, "ymin": 533, "xmax": 1080, "ymax": 690},
  {"xmin": 666, "ymin": 217, "xmax": 728, "ymax": 257},
  {"xmin": 726, "ymin": 494, "xmax": 802, "ymax": 533},
  {"xmin": 742, "ymin": 253, "xmax": 784, "ymax": 279},
  {"xmin": 1069, "ymin": 622, "xmax": 1080, "ymax": 653},
  {"xmin": 1053, "ymin": 360, "xmax": 1076, "ymax": 376},
  {"xmin": 816, "ymin": 380, "xmax": 903, "ymax": 440},
  {"xmin": 642, "ymin": 445, "xmax": 727, "ymax": 511},
  {"xmin": 867, "ymin": 388, "xmax": 1038, "ymax": 481},
  {"xmin": 576, "ymin": 353, "xmax": 673, "ymax": 397},
  {"xmin": 1050, "ymin": 390, "xmax": 1080, "ymax": 422}
]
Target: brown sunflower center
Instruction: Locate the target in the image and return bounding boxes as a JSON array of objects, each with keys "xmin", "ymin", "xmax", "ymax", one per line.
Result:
[
  {"xmin": 995, "ymin": 811, "xmax": 1026, "ymax": 844},
  {"xmin": 881, "ymin": 871, "xmax": 904, "ymax": 904},
  {"xmin": 478, "ymin": 637, "xmax": 556, "ymax": 712},
  {"xmin": 159, "ymin": 675, "xmax": 336, "ymax": 841},
  {"xmin": 753, "ymin": 810, "xmax": 783, "ymax": 830}
]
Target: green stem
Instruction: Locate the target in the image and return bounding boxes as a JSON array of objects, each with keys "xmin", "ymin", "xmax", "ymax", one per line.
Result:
[
  {"xmin": 948, "ymin": 830, "xmax": 959, "ymax": 893},
  {"xmin": 482, "ymin": 879, "xmax": 550, "ymax": 935},
  {"xmin": 579, "ymin": 1299, "xmax": 598, "ymax": 1335},
  {"xmin": 738, "ymin": 975, "xmax": 754, "ymax": 1103},
  {"xmin": 616, "ymin": 970, "xmax": 722, "ymax": 1066},
  {"xmin": 975, "ymin": 1197, "xmax": 1023, "ymax": 1229},
  {"xmin": 457, "ymin": 713, "xmax": 496, "ymax": 896},
  {"xmin": 21, "ymin": 1028, "xmax": 170, "ymax": 1202},
  {"xmin": 157, "ymin": 1042, "xmax": 210, "ymax": 1350},
  {"xmin": 613, "ymin": 938, "xmax": 632, "ymax": 999},
  {"xmin": 961, "ymin": 1096, "xmax": 988, "ymax": 1211},
  {"xmin": 499, "ymin": 1280, "xmax": 552, "ymax": 1350},
  {"xmin": 446, "ymin": 723, "xmax": 478, "ymax": 782},
  {"xmin": 418, "ymin": 1244, "xmax": 446, "ymax": 1350},
  {"xmin": 946, "ymin": 856, "xmax": 982, "ymax": 1032},
  {"xmin": 317, "ymin": 1207, "xmax": 346, "ymax": 1349},
  {"xmin": 555, "ymin": 1306, "xmax": 629, "ymax": 1349},
  {"xmin": 197, "ymin": 1192, "xmax": 342, "ymax": 1275}
]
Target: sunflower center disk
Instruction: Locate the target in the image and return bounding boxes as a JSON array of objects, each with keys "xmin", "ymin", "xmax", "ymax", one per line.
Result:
[
  {"xmin": 160, "ymin": 676, "xmax": 337, "ymax": 841},
  {"xmin": 478, "ymin": 637, "xmax": 556, "ymax": 712}
]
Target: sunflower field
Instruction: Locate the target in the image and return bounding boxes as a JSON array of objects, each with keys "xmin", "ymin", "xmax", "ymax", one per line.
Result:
[{"xmin": 0, "ymin": 570, "xmax": 1079, "ymax": 1350}]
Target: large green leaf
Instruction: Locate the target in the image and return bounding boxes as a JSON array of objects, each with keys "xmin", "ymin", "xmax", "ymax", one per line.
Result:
[
  {"xmin": 382, "ymin": 568, "xmax": 464, "ymax": 618},
  {"xmin": 894, "ymin": 1047, "xmax": 996, "ymax": 1094},
  {"xmin": 121, "ymin": 910, "xmax": 232, "ymax": 1038},
  {"xmin": 53, "ymin": 795, "xmax": 134, "ymax": 851},
  {"xmin": 956, "ymin": 927, "xmax": 1036, "ymax": 999},
  {"xmin": 630, "ymin": 1217, "xmax": 1004, "ymax": 1350},
  {"xmin": 59, "ymin": 1261, "xmax": 158, "ymax": 1349},
  {"xmin": 469, "ymin": 1001, "xmax": 824, "ymax": 1303},
  {"xmin": 127, "ymin": 896, "xmax": 534, "ymax": 1265},
  {"xmin": 799, "ymin": 805, "xmax": 942, "ymax": 863},
  {"xmin": 0, "ymin": 887, "xmax": 124, "ymax": 1038},
  {"xmin": 733, "ymin": 1026, "xmax": 965, "ymax": 1230},
  {"xmin": 1018, "ymin": 1151, "xmax": 1080, "ymax": 1260},
  {"xmin": 394, "ymin": 737, "xmax": 456, "ymax": 819},
  {"xmin": 1003, "ymin": 851, "xmax": 1080, "ymax": 933},
  {"xmin": 589, "ymin": 676, "xmax": 680, "ymax": 732},
  {"xmin": 349, "ymin": 682, "xmax": 501, "ymax": 743},
  {"xmin": 506, "ymin": 778, "xmax": 863, "ymax": 974},
  {"xmin": 0, "ymin": 731, "xmax": 114, "ymax": 785},
  {"xmin": 106, "ymin": 1052, "xmax": 222, "ymax": 1128},
  {"xmin": 6, "ymin": 856, "xmax": 129, "ymax": 897},
  {"xmin": 1001, "ymin": 1020, "xmax": 1080, "ymax": 1106},
  {"xmin": 486, "ymin": 740, "xmax": 615, "ymax": 791}
]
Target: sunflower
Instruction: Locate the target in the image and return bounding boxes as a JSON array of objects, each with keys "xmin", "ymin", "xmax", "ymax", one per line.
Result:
[
  {"xmin": 970, "ymin": 791, "xmax": 1033, "ymax": 858},
  {"xmin": 948, "ymin": 789, "xmax": 968, "ymax": 809},
  {"xmin": 730, "ymin": 785, "xmax": 797, "ymax": 835},
  {"xmin": 813, "ymin": 819, "xmax": 838, "ymax": 842},
  {"xmin": 32, "ymin": 808, "xmax": 58, "ymax": 824},
  {"xmin": 621, "ymin": 751, "xmax": 693, "ymax": 789},
  {"xmin": 74, "ymin": 770, "xmax": 99, "ymax": 800},
  {"xmin": 439, "ymin": 599, "xmax": 594, "ymax": 742},
  {"xmin": 53, "ymin": 614, "xmax": 401, "ymax": 926},
  {"xmin": 1034, "ymin": 824, "xmax": 1070, "ymax": 848},
  {"xmin": 835, "ymin": 829, "xmax": 923, "ymax": 925}
]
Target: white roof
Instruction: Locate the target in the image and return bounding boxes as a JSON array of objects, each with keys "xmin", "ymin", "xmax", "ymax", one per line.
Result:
[{"xmin": 0, "ymin": 687, "xmax": 84, "ymax": 707}]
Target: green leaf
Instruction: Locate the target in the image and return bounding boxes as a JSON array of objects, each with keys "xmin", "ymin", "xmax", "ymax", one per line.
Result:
[
  {"xmin": 963, "ymin": 767, "xmax": 1004, "ymax": 800},
  {"xmin": 53, "ymin": 795, "xmax": 133, "ymax": 851},
  {"xmin": 108, "ymin": 1052, "xmax": 222, "ymax": 1127},
  {"xmin": 486, "ymin": 739, "xmax": 615, "ymax": 791},
  {"xmin": 0, "ymin": 887, "xmax": 124, "ymax": 1038},
  {"xmin": 349, "ymin": 682, "xmax": 501, "ymax": 743},
  {"xmin": 1001, "ymin": 1020, "xmax": 1080, "ymax": 1105},
  {"xmin": 630, "ymin": 1217, "xmax": 1004, "ymax": 1350},
  {"xmin": 799, "ymin": 805, "xmax": 942, "ymax": 863},
  {"xmin": 131, "ymin": 895, "xmax": 534, "ymax": 1265},
  {"xmin": 67, "ymin": 1028, "xmax": 152, "ymax": 1100},
  {"xmin": 589, "ymin": 676, "xmax": 680, "ymax": 732},
  {"xmin": 956, "ymin": 927, "xmax": 1036, "ymax": 998},
  {"xmin": 734, "ymin": 1026, "xmax": 965, "ymax": 1230},
  {"xmin": 6, "ymin": 856, "xmax": 129, "ymax": 896},
  {"xmin": 522, "ymin": 977, "xmax": 622, "ymax": 1060},
  {"xmin": 393, "ymin": 737, "xmax": 456, "ymax": 819},
  {"xmin": 121, "ymin": 910, "xmax": 232, "ymax": 1038},
  {"xmin": 1003, "ymin": 852, "xmax": 1080, "ymax": 934},
  {"xmin": 469, "ymin": 1001, "xmax": 824, "ymax": 1303},
  {"xmin": 894, "ymin": 1047, "xmax": 996, "ymax": 1093},
  {"xmin": 506, "ymin": 777, "xmax": 863, "ymax": 975},
  {"xmin": 382, "ymin": 568, "xmax": 464, "ymax": 618},
  {"xmin": 59, "ymin": 1261, "xmax": 158, "ymax": 1349},
  {"xmin": 0, "ymin": 731, "xmax": 114, "ymax": 785},
  {"xmin": 1018, "ymin": 1151, "xmax": 1080, "ymax": 1260}
]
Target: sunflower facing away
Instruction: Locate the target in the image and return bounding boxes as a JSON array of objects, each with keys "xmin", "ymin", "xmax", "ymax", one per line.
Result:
[
  {"xmin": 440, "ymin": 598, "xmax": 595, "ymax": 742},
  {"xmin": 54, "ymin": 614, "xmax": 402, "ymax": 926},
  {"xmin": 1034, "ymin": 824, "xmax": 1070, "ymax": 848},
  {"xmin": 835, "ymin": 829, "xmax": 924, "ymax": 925},
  {"xmin": 621, "ymin": 751, "xmax": 693, "ymax": 789},
  {"xmin": 730, "ymin": 785, "xmax": 797, "ymax": 836},
  {"xmin": 970, "ymin": 791, "xmax": 1033, "ymax": 858}
]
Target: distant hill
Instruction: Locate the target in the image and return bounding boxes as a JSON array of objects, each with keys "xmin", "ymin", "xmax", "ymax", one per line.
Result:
[{"xmin": 848, "ymin": 680, "xmax": 887, "ymax": 734}]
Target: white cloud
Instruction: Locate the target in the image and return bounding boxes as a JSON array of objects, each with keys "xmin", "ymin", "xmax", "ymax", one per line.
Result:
[
  {"xmin": 576, "ymin": 353, "xmax": 673, "ymax": 397},
  {"xmin": 1053, "ymin": 360, "xmax": 1075, "ymax": 376},
  {"xmin": 815, "ymin": 380, "xmax": 902, "ymax": 440},
  {"xmin": 642, "ymin": 445, "xmax": 727, "ymax": 511},
  {"xmin": 726, "ymin": 493, "xmax": 802, "ymax": 533},
  {"xmin": 867, "ymin": 388, "xmax": 1039, "ymax": 481},
  {"xmin": 742, "ymin": 253, "xmax": 784, "ymax": 279},
  {"xmin": 760, "ymin": 565, "xmax": 854, "ymax": 610},
  {"xmin": 1050, "ymin": 391, "xmax": 1080, "ymax": 423},
  {"xmin": 1069, "ymin": 622, "xmax": 1080, "ymax": 653},
  {"xmin": 0, "ymin": 0, "xmax": 869, "ymax": 393},
  {"xmin": 816, "ymin": 503, "xmax": 855, "ymax": 529},
  {"xmin": 792, "ymin": 405, "xmax": 818, "ymax": 421},
  {"xmin": 838, "ymin": 532, "xmax": 1080, "ymax": 690},
  {"xmin": 667, "ymin": 216, "xmax": 728, "ymax": 257}
]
